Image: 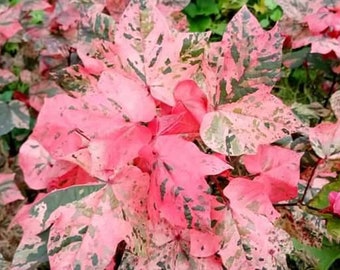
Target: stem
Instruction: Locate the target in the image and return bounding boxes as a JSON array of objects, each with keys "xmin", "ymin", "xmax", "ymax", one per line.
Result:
[
  {"xmin": 322, "ymin": 73, "xmax": 338, "ymax": 109},
  {"xmin": 299, "ymin": 157, "xmax": 323, "ymax": 205},
  {"xmin": 209, "ymin": 175, "xmax": 229, "ymax": 205}
]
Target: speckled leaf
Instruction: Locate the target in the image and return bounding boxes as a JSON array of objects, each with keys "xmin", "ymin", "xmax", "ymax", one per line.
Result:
[
  {"xmin": 0, "ymin": 173, "xmax": 24, "ymax": 205},
  {"xmin": 44, "ymin": 166, "xmax": 149, "ymax": 270},
  {"xmin": 276, "ymin": 0, "xmax": 326, "ymax": 21},
  {"xmin": 216, "ymin": 178, "xmax": 291, "ymax": 269},
  {"xmin": 115, "ymin": 1, "xmax": 210, "ymax": 105},
  {"xmin": 11, "ymin": 228, "xmax": 50, "ymax": 270},
  {"xmin": 0, "ymin": 100, "xmax": 30, "ymax": 136},
  {"xmin": 200, "ymin": 91, "xmax": 307, "ymax": 156},
  {"xmin": 222, "ymin": 6, "xmax": 283, "ymax": 102},
  {"xmin": 204, "ymin": 6, "xmax": 283, "ymax": 105},
  {"xmin": 89, "ymin": 13, "xmax": 115, "ymax": 42},
  {"xmin": 309, "ymin": 121, "xmax": 340, "ymax": 160},
  {"xmin": 29, "ymin": 184, "xmax": 105, "ymax": 231},
  {"xmin": 118, "ymin": 220, "xmax": 222, "ymax": 269},
  {"xmin": 141, "ymin": 135, "xmax": 230, "ymax": 229}
]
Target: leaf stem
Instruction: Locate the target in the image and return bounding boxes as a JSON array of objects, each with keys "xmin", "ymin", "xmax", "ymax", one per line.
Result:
[{"xmin": 299, "ymin": 157, "xmax": 323, "ymax": 205}]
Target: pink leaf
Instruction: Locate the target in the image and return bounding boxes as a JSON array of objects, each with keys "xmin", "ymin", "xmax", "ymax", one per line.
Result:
[
  {"xmin": 309, "ymin": 121, "xmax": 340, "ymax": 159},
  {"xmin": 189, "ymin": 229, "xmax": 221, "ymax": 257},
  {"xmin": 140, "ymin": 135, "xmax": 231, "ymax": 229},
  {"xmin": 329, "ymin": 191, "xmax": 340, "ymax": 215},
  {"xmin": 174, "ymin": 80, "xmax": 207, "ymax": 124},
  {"xmin": 200, "ymin": 91, "xmax": 307, "ymax": 155},
  {"xmin": 0, "ymin": 173, "xmax": 24, "ymax": 205},
  {"xmin": 88, "ymin": 124, "xmax": 152, "ymax": 180},
  {"xmin": 331, "ymin": 91, "xmax": 340, "ymax": 120},
  {"xmin": 243, "ymin": 145, "xmax": 303, "ymax": 203},
  {"xmin": 97, "ymin": 70, "xmax": 156, "ymax": 122}
]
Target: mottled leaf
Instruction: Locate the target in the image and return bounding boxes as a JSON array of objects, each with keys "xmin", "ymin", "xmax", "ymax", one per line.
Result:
[
  {"xmin": 200, "ymin": 91, "xmax": 307, "ymax": 156},
  {"xmin": 115, "ymin": 1, "xmax": 210, "ymax": 105}
]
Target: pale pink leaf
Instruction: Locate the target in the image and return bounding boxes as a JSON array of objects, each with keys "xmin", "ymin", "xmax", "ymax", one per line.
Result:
[
  {"xmin": 200, "ymin": 91, "xmax": 307, "ymax": 156},
  {"xmin": 0, "ymin": 173, "xmax": 24, "ymax": 205},
  {"xmin": 243, "ymin": 145, "xmax": 303, "ymax": 203},
  {"xmin": 309, "ymin": 121, "xmax": 340, "ymax": 159},
  {"xmin": 276, "ymin": 0, "xmax": 327, "ymax": 21},
  {"xmin": 97, "ymin": 70, "xmax": 156, "ymax": 122}
]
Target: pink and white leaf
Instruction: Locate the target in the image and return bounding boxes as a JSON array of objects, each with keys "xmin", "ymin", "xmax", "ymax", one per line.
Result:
[{"xmin": 309, "ymin": 121, "xmax": 340, "ymax": 159}]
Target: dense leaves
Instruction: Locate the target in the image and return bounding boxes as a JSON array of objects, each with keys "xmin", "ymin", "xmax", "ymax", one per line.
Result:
[{"xmin": 1, "ymin": 0, "xmax": 340, "ymax": 269}]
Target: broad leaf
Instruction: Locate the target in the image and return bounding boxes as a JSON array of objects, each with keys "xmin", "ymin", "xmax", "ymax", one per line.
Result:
[
  {"xmin": 243, "ymin": 145, "xmax": 303, "ymax": 203},
  {"xmin": 200, "ymin": 91, "xmax": 307, "ymax": 156}
]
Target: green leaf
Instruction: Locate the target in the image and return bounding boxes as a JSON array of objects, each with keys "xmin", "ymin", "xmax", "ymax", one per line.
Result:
[
  {"xmin": 183, "ymin": 3, "xmax": 199, "ymax": 18},
  {"xmin": 188, "ymin": 16, "xmax": 212, "ymax": 32},
  {"xmin": 196, "ymin": 0, "xmax": 219, "ymax": 16},
  {"xmin": 293, "ymin": 238, "xmax": 340, "ymax": 270},
  {"xmin": 29, "ymin": 10, "xmax": 44, "ymax": 25},
  {"xmin": 0, "ymin": 91, "xmax": 13, "ymax": 102},
  {"xmin": 326, "ymin": 218, "xmax": 340, "ymax": 239},
  {"xmin": 308, "ymin": 180, "xmax": 340, "ymax": 209},
  {"xmin": 264, "ymin": 0, "xmax": 278, "ymax": 10},
  {"xmin": 269, "ymin": 8, "xmax": 283, "ymax": 21}
]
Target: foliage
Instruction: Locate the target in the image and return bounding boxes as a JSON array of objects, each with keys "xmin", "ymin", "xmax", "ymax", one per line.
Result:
[{"xmin": 0, "ymin": 0, "xmax": 340, "ymax": 269}]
